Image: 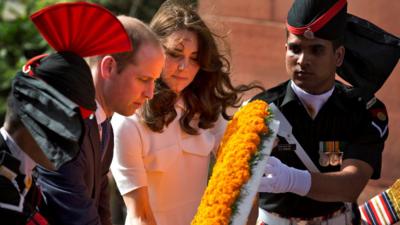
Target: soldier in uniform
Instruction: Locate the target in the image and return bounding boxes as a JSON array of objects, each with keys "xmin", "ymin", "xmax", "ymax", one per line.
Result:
[
  {"xmin": 252, "ymin": 0, "xmax": 396, "ymax": 224},
  {"xmin": 0, "ymin": 97, "xmax": 53, "ymax": 224},
  {"xmin": 0, "ymin": 2, "xmax": 132, "ymax": 224}
]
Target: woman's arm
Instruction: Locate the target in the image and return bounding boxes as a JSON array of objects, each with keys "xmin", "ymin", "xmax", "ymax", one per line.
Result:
[
  {"xmin": 123, "ymin": 187, "xmax": 157, "ymax": 225},
  {"xmin": 110, "ymin": 115, "xmax": 153, "ymax": 224}
]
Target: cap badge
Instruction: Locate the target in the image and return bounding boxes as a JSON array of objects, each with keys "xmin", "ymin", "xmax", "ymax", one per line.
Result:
[
  {"xmin": 304, "ymin": 27, "xmax": 314, "ymax": 39},
  {"xmin": 319, "ymin": 141, "xmax": 343, "ymax": 167}
]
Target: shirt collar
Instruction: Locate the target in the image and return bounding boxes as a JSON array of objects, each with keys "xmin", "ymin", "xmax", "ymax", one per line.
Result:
[
  {"xmin": 290, "ymin": 80, "xmax": 334, "ymax": 112},
  {"xmin": 279, "ymin": 80, "xmax": 349, "ymax": 115},
  {"xmin": 95, "ymin": 101, "xmax": 108, "ymax": 126},
  {"xmin": 0, "ymin": 127, "xmax": 36, "ymax": 176},
  {"xmin": 281, "ymin": 81, "xmax": 299, "ymax": 107},
  {"xmin": 281, "ymin": 80, "xmax": 335, "ymax": 106}
]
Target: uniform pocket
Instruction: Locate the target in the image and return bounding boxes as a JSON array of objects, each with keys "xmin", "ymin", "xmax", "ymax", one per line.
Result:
[{"xmin": 181, "ymin": 132, "xmax": 215, "ymax": 157}]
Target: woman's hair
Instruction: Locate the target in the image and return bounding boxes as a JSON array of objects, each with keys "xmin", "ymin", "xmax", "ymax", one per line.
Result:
[{"xmin": 141, "ymin": 0, "xmax": 263, "ymax": 134}]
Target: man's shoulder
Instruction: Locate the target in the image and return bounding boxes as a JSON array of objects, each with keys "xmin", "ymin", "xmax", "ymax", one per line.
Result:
[
  {"xmin": 334, "ymin": 82, "xmax": 387, "ymax": 111},
  {"xmin": 251, "ymin": 81, "xmax": 289, "ymax": 103}
]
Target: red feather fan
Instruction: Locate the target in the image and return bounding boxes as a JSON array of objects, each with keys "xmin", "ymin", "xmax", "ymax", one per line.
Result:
[{"xmin": 30, "ymin": 1, "xmax": 132, "ymax": 57}]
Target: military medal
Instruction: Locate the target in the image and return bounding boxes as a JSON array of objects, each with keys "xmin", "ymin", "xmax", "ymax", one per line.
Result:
[
  {"xmin": 319, "ymin": 141, "xmax": 343, "ymax": 167},
  {"xmin": 329, "ymin": 152, "xmax": 343, "ymax": 166},
  {"xmin": 319, "ymin": 152, "xmax": 330, "ymax": 167}
]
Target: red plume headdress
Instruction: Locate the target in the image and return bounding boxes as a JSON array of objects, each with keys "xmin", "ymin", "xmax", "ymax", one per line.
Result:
[
  {"xmin": 12, "ymin": 2, "xmax": 133, "ymax": 169},
  {"xmin": 30, "ymin": 1, "xmax": 132, "ymax": 57}
]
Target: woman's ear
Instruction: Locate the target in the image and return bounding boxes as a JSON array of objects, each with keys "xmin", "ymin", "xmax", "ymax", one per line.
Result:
[
  {"xmin": 100, "ymin": 55, "xmax": 117, "ymax": 79},
  {"xmin": 335, "ymin": 46, "xmax": 345, "ymax": 67}
]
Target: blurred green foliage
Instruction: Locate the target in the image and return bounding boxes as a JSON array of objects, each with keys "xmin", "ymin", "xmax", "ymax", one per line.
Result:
[
  {"xmin": 0, "ymin": 0, "xmax": 52, "ymax": 123},
  {"xmin": 0, "ymin": 0, "xmax": 178, "ymax": 124},
  {"xmin": 95, "ymin": 0, "xmax": 166, "ymax": 22}
]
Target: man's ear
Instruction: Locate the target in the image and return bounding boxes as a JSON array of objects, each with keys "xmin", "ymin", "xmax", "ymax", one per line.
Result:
[
  {"xmin": 100, "ymin": 55, "xmax": 117, "ymax": 79},
  {"xmin": 335, "ymin": 46, "xmax": 345, "ymax": 67}
]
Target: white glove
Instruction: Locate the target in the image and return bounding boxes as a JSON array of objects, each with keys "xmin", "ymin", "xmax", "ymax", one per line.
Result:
[{"xmin": 259, "ymin": 156, "xmax": 311, "ymax": 196}]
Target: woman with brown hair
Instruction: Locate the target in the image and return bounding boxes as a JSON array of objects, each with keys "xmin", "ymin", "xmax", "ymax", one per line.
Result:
[{"xmin": 110, "ymin": 1, "xmax": 262, "ymax": 224}]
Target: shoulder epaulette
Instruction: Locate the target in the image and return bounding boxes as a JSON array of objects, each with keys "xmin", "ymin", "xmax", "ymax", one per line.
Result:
[
  {"xmin": 367, "ymin": 98, "xmax": 388, "ymax": 139},
  {"xmin": 0, "ymin": 136, "xmax": 22, "ymax": 181},
  {"xmin": 0, "ymin": 151, "xmax": 20, "ymax": 181}
]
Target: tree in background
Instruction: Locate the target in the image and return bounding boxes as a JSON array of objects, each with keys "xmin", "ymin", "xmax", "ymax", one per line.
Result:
[
  {"xmin": 0, "ymin": 0, "xmax": 51, "ymax": 124},
  {"xmin": 96, "ymin": 0, "xmax": 166, "ymax": 22}
]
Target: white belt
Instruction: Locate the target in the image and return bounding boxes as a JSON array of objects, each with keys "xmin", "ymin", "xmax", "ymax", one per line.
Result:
[{"xmin": 258, "ymin": 207, "xmax": 353, "ymax": 225}]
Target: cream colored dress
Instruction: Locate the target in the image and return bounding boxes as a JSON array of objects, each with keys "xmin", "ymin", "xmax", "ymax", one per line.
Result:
[{"xmin": 110, "ymin": 102, "xmax": 227, "ymax": 225}]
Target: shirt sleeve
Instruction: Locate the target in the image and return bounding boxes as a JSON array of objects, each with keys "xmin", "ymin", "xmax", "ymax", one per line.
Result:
[
  {"xmin": 344, "ymin": 100, "xmax": 388, "ymax": 179},
  {"xmin": 110, "ymin": 115, "xmax": 148, "ymax": 195}
]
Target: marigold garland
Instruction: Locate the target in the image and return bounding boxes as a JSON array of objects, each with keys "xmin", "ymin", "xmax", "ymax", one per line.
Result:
[
  {"xmin": 388, "ymin": 179, "xmax": 400, "ymax": 216},
  {"xmin": 191, "ymin": 100, "xmax": 271, "ymax": 225}
]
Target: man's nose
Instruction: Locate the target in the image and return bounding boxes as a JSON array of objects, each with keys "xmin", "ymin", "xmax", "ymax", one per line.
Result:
[
  {"xmin": 144, "ymin": 82, "xmax": 155, "ymax": 99},
  {"xmin": 297, "ymin": 52, "xmax": 311, "ymax": 66}
]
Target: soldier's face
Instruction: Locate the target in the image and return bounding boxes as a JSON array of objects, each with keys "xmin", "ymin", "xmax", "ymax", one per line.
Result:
[{"xmin": 285, "ymin": 33, "xmax": 344, "ymax": 94}]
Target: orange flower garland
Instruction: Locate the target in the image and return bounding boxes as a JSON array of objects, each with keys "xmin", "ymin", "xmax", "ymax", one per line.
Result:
[{"xmin": 191, "ymin": 100, "xmax": 271, "ymax": 225}]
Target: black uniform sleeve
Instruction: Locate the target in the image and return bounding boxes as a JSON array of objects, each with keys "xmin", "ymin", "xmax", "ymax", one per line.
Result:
[{"xmin": 344, "ymin": 99, "xmax": 388, "ymax": 179}]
